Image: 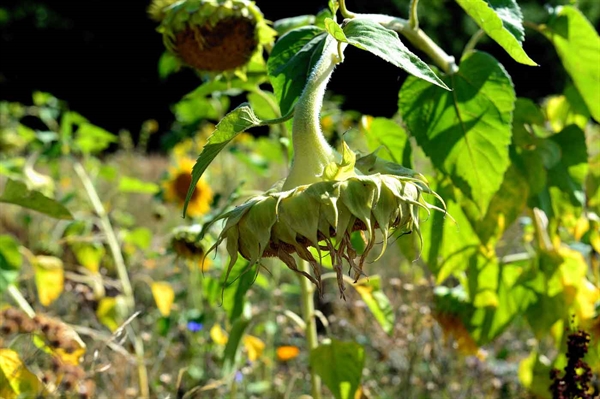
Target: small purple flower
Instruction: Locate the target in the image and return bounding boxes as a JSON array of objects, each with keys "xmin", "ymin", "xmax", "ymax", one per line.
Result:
[
  {"xmin": 186, "ymin": 321, "xmax": 203, "ymax": 332},
  {"xmin": 235, "ymin": 371, "xmax": 243, "ymax": 383}
]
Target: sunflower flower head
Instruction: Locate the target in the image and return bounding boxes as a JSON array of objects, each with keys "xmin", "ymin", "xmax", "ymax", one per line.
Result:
[
  {"xmin": 208, "ymin": 143, "xmax": 444, "ymax": 298},
  {"xmin": 150, "ymin": 0, "xmax": 276, "ymax": 75},
  {"xmin": 163, "ymin": 158, "xmax": 213, "ymax": 218}
]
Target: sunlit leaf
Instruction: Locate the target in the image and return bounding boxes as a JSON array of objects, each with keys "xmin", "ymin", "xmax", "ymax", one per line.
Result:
[
  {"xmin": 518, "ymin": 351, "xmax": 552, "ymax": 399},
  {"xmin": 310, "ymin": 339, "xmax": 365, "ymax": 399},
  {"xmin": 247, "ymin": 91, "xmax": 278, "ymax": 120},
  {"xmin": 242, "ymin": 335, "xmax": 265, "ymax": 362},
  {"xmin": 0, "ymin": 179, "xmax": 73, "ymax": 219},
  {"xmin": 96, "ymin": 296, "xmax": 127, "ymax": 332},
  {"xmin": 324, "ymin": 18, "xmax": 348, "ymax": 42},
  {"xmin": 352, "ymin": 276, "xmax": 395, "ymax": 335},
  {"xmin": 0, "ymin": 235, "xmax": 22, "ymax": 293},
  {"xmin": 267, "ymin": 26, "xmax": 327, "ymax": 115},
  {"xmin": 184, "ymin": 103, "xmax": 262, "ymax": 216},
  {"xmin": 543, "ymin": 6, "xmax": 600, "ymax": 122},
  {"xmin": 122, "ymin": 227, "xmax": 152, "ymax": 251},
  {"xmin": 151, "ymin": 281, "xmax": 175, "ymax": 317},
  {"xmin": 71, "ymin": 242, "xmax": 105, "ymax": 273},
  {"xmin": 344, "ymin": 18, "xmax": 448, "ymax": 90},
  {"xmin": 118, "ymin": 176, "xmax": 160, "ymax": 194},
  {"xmin": 0, "ymin": 349, "xmax": 44, "ymax": 398},
  {"xmin": 158, "ymin": 51, "xmax": 181, "ymax": 79},
  {"xmin": 33, "ymin": 255, "xmax": 64, "ymax": 306},
  {"xmin": 210, "ymin": 324, "xmax": 229, "ymax": 346},
  {"xmin": 545, "ymin": 86, "xmax": 590, "ymax": 133},
  {"xmin": 74, "ymin": 123, "xmax": 117, "ymax": 154},
  {"xmin": 399, "ymin": 51, "xmax": 515, "ymax": 213},
  {"xmin": 456, "ymin": 0, "xmax": 536, "ymax": 65}
]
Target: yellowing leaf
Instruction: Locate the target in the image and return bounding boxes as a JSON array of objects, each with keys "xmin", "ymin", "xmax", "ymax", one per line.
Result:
[
  {"xmin": 276, "ymin": 346, "xmax": 300, "ymax": 361},
  {"xmin": 210, "ymin": 324, "xmax": 228, "ymax": 346},
  {"xmin": 151, "ymin": 281, "xmax": 175, "ymax": 317},
  {"xmin": 242, "ymin": 335, "xmax": 265, "ymax": 362},
  {"xmin": 71, "ymin": 243, "xmax": 105, "ymax": 273},
  {"xmin": 96, "ymin": 296, "xmax": 126, "ymax": 332},
  {"xmin": 0, "ymin": 349, "xmax": 44, "ymax": 398},
  {"xmin": 33, "ymin": 255, "xmax": 64, "ymax": 306},
  {"xmin": 32, "ymin": 333, "xmax": 86, "ymax": 366}
]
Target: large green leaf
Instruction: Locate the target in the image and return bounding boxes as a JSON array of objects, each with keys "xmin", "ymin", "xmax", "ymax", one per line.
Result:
[
  {"xmin": 310, "ymin": 340, "xmax": 365, "ymax": 399},
  {"xmin": 543, "ymin": 6, "xmax": 600, "ymax": 122},
  {"xmin": 343, "ymin": 18, "xmax": 448, "ymax": 90},
  {"xmin": 362, "ymin": 117, "xmax": 410, "ymax": 165},
  {"xmin": 183, "ymin": 103, "xmax": 262, "ymax": 216},
  {"xmin": 456, "ymin": 0, "xmax": 536, "ymax": 66},
  {"xmin": 399, "ymin": 51, "xmax": 515, "ymax": 213},
  {"xmin": 352, "ymin": 276, "xmax": 395, "ymax": 335},
  {"xmin": 0, "ymin": 179, "xmax": 73, "ymax": 220},
  {"xmin": 548, "ymin": 125, "xmax": 588, "ymax": 207},
  {"xmin": 0, "ymin": 235, "xmax": 22, "ymax": 293},
  {"xmin": 267, "ymin": 26, "xmax": 327, "ymax": 115}
]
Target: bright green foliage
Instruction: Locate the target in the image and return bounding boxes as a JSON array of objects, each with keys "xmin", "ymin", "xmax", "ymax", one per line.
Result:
[
  {"xmin": 343, "ymin": 18, "xmax": 449, "ymax": 90},
  {"xmin": 0, "ymin": 179, "xmax": 73, "ymax": 219},
  {"xmin": 456, "ymin": 0, "xmax": 536, "ymax": 65},
  {"xmin": 267, "ymin": 26, "xmax": 327, "ymax": 115},
  {"xmin": 362, "ymin": 117, "xmax": 410, "ymax": 166},
  {"xmin": 0, "ymin": 235, "xmax": 21, "ymax": 293},
  {"xmin": 184, "ymin": 103, "xmax": 262, "ymax": 216},
  {"xmin": 324, "ymin": 18, "xmax": 348, "ymax": 43},
  {"xmin": 118, "ymin": 176, "xmax": 160, "ymax": 194},
  {"xmin": 310, "ymin": 339, "xmax": 365, "ymax": 399},
  {"xmin": 543, "ymin": 6, "xmax": 600, "ymax": 122},
  {"xmin": 399, "ymin": 51, "xmax": 515, "ymax": 213},
  {"xmin": 74, "ymin": 123, "xmax": 117, "ymax": 154},
  {"xmin": 353, "ymin": 276, "xmax": 396, "ymax": 335}
]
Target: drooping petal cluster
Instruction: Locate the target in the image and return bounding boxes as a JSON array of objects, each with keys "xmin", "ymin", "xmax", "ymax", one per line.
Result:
[{"xmin": 209, "ymin": 150, "xmax": 444, "ymax": 297}]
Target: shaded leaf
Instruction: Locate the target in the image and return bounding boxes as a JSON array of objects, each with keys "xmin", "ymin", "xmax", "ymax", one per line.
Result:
[
  {"xmin": 222, "ymin": 316, "xmax": 250, "ymax": 377},
  {"xmin": 456, "ymin": 0, "xmax": 536, "ymax": 65},
  {"xmin": 543, "ymin": 6, "xmax": 600, "ymax": 122},
  {"xmin": 273, "ymin": 15, "xmax": 316, "ymax": 36},
  {"xmin": 0, "ymin": 179, "xmax": 73, "ymax": 219},
  {"xmin": 267, "ymin": 26, "xmax": 328, "ymax": 114},
  {"xmin": 399, "ymin": 51, "xmax": 515, "ymax": 213},
  {"xmin": 344, "ymin": 18, "xmax": 448, "ymax": 90},
  {"xmin": 0, "ymin": 235, "xmax": 22, "ymax": 293},
  {"xmin": 361, "ymin": 117, "xmax": 409, "ymax": 165},
  {"xmin": 310, "ymin": 339, "xmax": 365, "ymax": 399}
]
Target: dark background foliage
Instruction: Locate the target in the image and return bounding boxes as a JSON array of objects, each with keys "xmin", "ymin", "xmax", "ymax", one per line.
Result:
[{"xmin": 1, "ymin": 0, "xmax": 598, "ymax": 147}]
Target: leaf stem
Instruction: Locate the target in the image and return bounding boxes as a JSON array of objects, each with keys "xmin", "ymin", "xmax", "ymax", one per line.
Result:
[
  {"xmin": 408, "ymin": 0, "xmax": 419, "ymax": 30},
  {"xmin": 297, "ymin": 259, "xmax": 322, "ymax": 399},
  {"xmin": 463, "ymin": 29, "xmax": 485, "ymax": 57},
  {"xmin": 339, "ymin": 0, "xmax": 355, "ymax": 19}
]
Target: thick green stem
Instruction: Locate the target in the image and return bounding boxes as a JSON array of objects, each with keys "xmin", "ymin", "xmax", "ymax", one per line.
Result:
[
  {"xmin": 409, "ymin": 0, "xmax": 419, "ymax": 30},
  {"xmin": 297, "ymin": 260, "xmax": 322, "ymax": 399},
  {"xmin": 283, "ymin": 38, "xmax": 344, "ymax": 190}
]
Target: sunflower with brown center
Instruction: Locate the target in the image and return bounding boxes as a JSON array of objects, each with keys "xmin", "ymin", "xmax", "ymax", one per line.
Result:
[
  {"xmin": 149, "ymin": 0, "xmax": 276, "ymax": 74},
  {"xmin": 163, "ymin": 158, "xmax": 213, "ymax": 217}
]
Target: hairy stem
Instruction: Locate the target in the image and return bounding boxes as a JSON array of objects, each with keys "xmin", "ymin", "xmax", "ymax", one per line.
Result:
[
  {"xmin": 297, "ymin": 259, "xmax": 322, "ymax": 399},
  {"xmin": 283, "ymin": 37, "xmax": 344, "ymax": 190}
]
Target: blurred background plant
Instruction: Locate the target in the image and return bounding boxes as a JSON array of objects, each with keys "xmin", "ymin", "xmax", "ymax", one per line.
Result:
[{"xmin": 0, "ymin": 0, "xmax": 599, "ymax": 398}]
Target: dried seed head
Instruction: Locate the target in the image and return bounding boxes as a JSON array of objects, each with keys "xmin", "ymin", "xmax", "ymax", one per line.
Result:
[
  {"xmin": 208, "ymin": 147, "xmax": 445, "ymax": 298},
  {"xmin": 151, "ymin": 0, "xmax": 276, "ymax": 74}
]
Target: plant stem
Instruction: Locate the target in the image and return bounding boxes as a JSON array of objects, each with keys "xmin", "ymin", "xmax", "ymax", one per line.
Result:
[
  {"xmin": 463, "ymin": 29, "xmax": 485, "ymax": 57},
  {"xmin": 73, "ymin": 161, "xmax": 135, "ymax": 311},
  {"xmin": 339, "ymin": 0, "xmax": 355, "ymax": 18},
  {"xmin": 73, "ymin": 160, "xmax": 149, "ymax": 398},
  {"xmin": 408, "ymin": 0, "xmax": 419, "ymax": 30},
  {"xmin": 7, "ymin": 284, "xmax": 35, "ymax": 318},
  {"xmin": 283, "ymin": 37, "xmax": 344, "ymax": 190},
  {"xmin": 297, "ymin": 259, "xmax": 322, "ymax": 399}
]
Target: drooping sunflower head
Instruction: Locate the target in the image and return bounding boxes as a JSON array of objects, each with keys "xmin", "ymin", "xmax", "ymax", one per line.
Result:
[
  {"xmin": 207, "ymin": 144, "xmax": 445, "ymax": 298},
  {"xmin": 150, "ymin": 0, "xmax": 276, "ymax": 74},
  {"xmin": 162, "ymin": 158, "xmax": 214, "ymax": 218}
]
